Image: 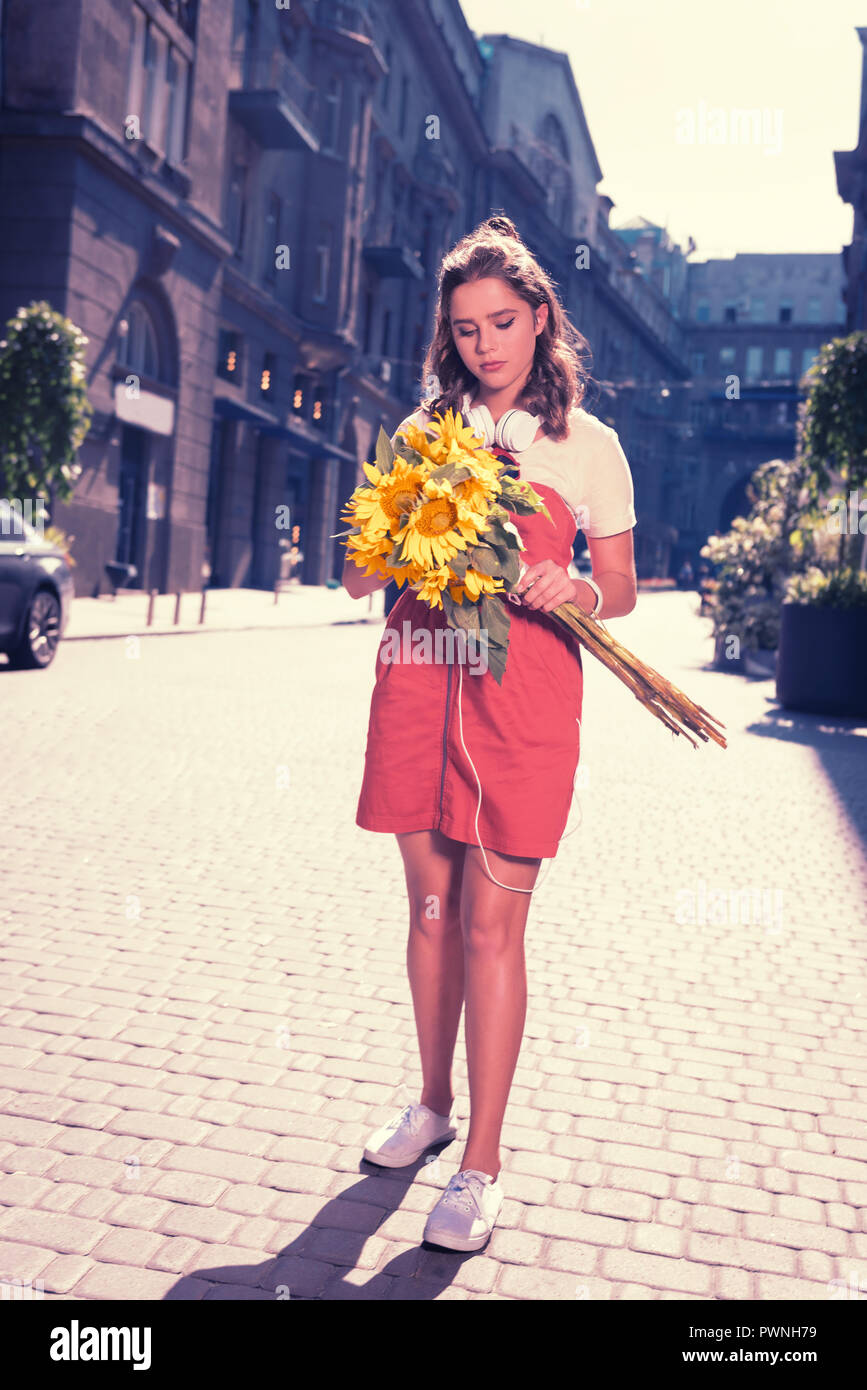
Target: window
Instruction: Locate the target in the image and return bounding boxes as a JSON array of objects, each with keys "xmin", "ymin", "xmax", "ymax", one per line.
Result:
[
  {"xmin": 691, "ymin": 351, "xmax": 706, "ymax": 374},
  {"xmin": 142, "ymin": 22, "xmax": 168, "ymax": 149},
  {"xmin": 801, "ymin": 346, "xmax": 818, "ymax": 377},
  {"xmin": 719, "ymin": 346, "xmax": 736, "ymax": 366},
  {"xmin": 751, "ymin": 298, "xmax": 765, "ymax": 321},
  {"xmin": 807, "ymin": 297, "xmax": 821, "ymax": 322},
  {"xmin": 126, "ymin": 5, "xmax": 190, "ymax": 160},
  {"xmin": 779, "ymin": 300, "xmax": 793, "ymax": 323},
  {"xmin": 263, "ymin": 193, "xmax": 281, "ymax": 284},
  {"xmin": 292, "ymin": 372, "xmax": 307, "ymax": 416},
  {"xmin": 362, "ymin": 288, "xmax": 374, "ymax": 354},
  {"xmin": 226, "ymin": 161, "xmax": 248, "ymax": 256},
  {"xmin": 322, "ymin": 76, "xmax": 341, "ymax": 153},
  {"xmin": 311, "ymin": 382, "xmax": 327, "ymax": 429},
  {"xmin": 217, "ymin": 329, "xmax": 242, "ymax": 382},
  {"xmin": 260, "ymin": 351, "xmax": 276, "ymax": 398},
  {"xmin": 382, "ymin": 43, "xmax": 392, "ymax": 107},
  {"xmin": 118, "ymin": 300, "xmax": 160, "ymax": 379},
  {"xmin": 695, "ymin": 300, "xmax": 710, "ymax": 322},
  {"xmin": 745, "ymin": 346, "xmax": 763, "ymax": 381},
  {"xmin": 723, "ymin": 303, "xmax": 737, "ymax": 323},
  {"xmin": 313, "ymin": 224, "xmax": 331, "ymax": 303},
  {"xmin": 164, "ymin": 48, "xmax": 190, "ymax": 165},
  {"xmin": 399, "ymin": 75, "xmax": 409, "ymax": 136},
  {"xmin": 774, "ymin": 347, "xmax": 792, "ymax": 377}
]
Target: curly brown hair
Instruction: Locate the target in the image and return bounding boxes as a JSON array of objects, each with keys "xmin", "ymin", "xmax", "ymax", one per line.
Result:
[{"xmin": 419, "ymin": 214, "xmax": 594, "ymax": 442}]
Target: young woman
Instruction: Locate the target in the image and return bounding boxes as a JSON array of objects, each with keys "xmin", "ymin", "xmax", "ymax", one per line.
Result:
[{"xmin": 343, "ymin": 215, "xmax": 638, "ymax": 1253}]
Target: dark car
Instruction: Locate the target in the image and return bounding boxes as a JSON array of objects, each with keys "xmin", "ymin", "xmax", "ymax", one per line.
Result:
[{"xmin": 0, "ymin": 501, "xmax": 74, "ymax": 669}]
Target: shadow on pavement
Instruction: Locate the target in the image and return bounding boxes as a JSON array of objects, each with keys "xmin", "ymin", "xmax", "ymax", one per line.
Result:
[
  {"xmin": 164, "ymin": 1138, "xmax": 482, "ymax": 1300},
  {"xmin": 746, "ymin": 699, "xmax": 867, "ymax": 847}
]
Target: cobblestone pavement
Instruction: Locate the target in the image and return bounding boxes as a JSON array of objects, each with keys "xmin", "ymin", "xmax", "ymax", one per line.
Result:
[{"xmin": 1, "ymin": 592, "xmax": 865, "ymax": 1301}]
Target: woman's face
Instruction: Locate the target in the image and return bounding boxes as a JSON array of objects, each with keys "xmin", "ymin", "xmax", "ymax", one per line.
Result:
[{"xmin": 449, "ymin": 277, "xmax": 547, "ymax": 397}]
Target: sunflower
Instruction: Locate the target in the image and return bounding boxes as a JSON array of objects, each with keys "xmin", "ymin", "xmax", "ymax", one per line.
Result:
[
  {"xmin": 396, "ymin": 477, "xmax": 487, "ymax": 570},
  {"xmin": 448, "ymin": 567, "xmax": 504, "ymax": 606},
  {"xmin": 415, "ymin": 565, "xmax": 453, "ymax": 608},
  {"xmin": 342, "ymin": 457, "xmax": 427, "ymax": 539}
]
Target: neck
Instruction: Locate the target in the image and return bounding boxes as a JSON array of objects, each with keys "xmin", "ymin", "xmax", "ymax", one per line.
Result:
[{"xmin": 470, "ymin": 363, "xmax": 533, "ymax": 422}]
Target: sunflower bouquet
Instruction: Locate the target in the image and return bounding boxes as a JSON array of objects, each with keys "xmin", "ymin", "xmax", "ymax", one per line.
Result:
[
  {"xmin": 337, "ymin": 409, "xmax": 726, "ymax": 749},
  {"xmin": 338, "ymin": 408, "xmax": 544, "ymax": 679}
]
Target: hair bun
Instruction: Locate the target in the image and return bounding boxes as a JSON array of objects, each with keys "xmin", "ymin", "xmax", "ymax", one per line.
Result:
[{"xmin": 484, "ymin": 214, "xmax": 522, "ymax": 242}]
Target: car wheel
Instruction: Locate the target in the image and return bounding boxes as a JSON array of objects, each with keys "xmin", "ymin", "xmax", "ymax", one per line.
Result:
[{"xmin": 6, "ymin": 588, "xmax": 62, "ymax": 669}]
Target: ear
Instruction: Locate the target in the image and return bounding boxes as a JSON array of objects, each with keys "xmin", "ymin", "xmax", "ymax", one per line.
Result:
[{"xmin": 534, "ymin": 302, "xmax": 549, "ymax": 336}]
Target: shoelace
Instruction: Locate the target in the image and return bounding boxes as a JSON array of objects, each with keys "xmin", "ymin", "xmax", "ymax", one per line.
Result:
[
  {"xmin": 440, "ymin": 1170, "xmax": 488, "ymax": 1214},
  {"xmin": 387, "ymin": 1103, "xmax": 426, "ymax": 1136}
]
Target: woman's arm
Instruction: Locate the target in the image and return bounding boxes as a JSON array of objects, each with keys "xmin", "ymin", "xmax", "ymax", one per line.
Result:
[
  {"xmin": 574, "ymin": 529, "xmax": 637, "ymax": 619},
  {"xmin": 514, "ymin": 529, "xmax": 637, "ymax": 619},
  {"xmin": 342, "ymin": 551, "xmax": 391, "ymax": 600}
]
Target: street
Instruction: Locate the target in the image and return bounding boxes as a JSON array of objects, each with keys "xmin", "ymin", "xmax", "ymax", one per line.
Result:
[{"xmin": 1, "ymin": 592, "xmax": 866, "ymax": 1300}]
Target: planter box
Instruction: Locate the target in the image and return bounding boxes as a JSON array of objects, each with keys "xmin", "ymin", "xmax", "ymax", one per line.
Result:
[{"xmin": 776, "ymin": 603, "xmax": 867, "ymax": 717}]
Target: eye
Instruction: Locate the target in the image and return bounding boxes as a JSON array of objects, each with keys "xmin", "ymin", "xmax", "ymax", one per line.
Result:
[{"xmin": 456, "ymin": 318, "xmax": 515, "ymax": 339}]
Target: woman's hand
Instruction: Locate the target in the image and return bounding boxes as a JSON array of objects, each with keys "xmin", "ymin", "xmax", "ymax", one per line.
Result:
[{"xmin": 512, "ymin": 559, "xmax": 583, "ymax": 614}]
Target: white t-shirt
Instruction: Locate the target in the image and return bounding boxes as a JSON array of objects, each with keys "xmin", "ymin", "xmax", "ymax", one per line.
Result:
[{"xmin": 391, "ymin": 403, "xmax": 637, "ymax": 539}]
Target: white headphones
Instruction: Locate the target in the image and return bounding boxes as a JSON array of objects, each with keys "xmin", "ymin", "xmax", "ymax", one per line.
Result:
[{"xmin": 460, "ymin": 392, "xmax": 541, "ymax": 454}]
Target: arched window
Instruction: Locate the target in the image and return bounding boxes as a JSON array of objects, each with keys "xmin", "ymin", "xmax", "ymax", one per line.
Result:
[
  {"xmin": 536, "ymin": 113, "xmax": 573, "ymax": 229},
  {"xmin": 117, "ymin": 300, "xmax": 161, "ymax": 380}
]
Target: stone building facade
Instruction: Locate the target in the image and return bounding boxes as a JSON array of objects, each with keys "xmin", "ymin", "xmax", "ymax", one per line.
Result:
[
  {"xmin": 0, "ymin": 1, "xmax": 851, "ymax": 596},
  {"xmin": 683, "ymin": 253, "xmax": 846, "ymax": 562},
  {"xmin": 835, "ymin": 27, "xmax": 867, "ymax": 331}
]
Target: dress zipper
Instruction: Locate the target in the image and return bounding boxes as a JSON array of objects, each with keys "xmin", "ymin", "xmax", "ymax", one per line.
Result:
[{"xmin": 437, "ymin": 658, "xmax": 453, "ymax": 824}]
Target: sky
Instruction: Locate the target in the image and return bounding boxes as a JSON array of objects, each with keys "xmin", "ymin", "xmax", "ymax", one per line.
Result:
[{"xmin": 460, "ymin": 0, "xmax": 865, "ymax": 259}]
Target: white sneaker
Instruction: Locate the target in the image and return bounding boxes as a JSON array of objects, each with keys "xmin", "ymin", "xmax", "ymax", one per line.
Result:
[
  {"xmin": 363, "ymin": 1101, "xmax": 457, "ymax": 1168},
  {"xmin": 423, "ymin": 1168, "xmax": 504, "ymax": 1251}
]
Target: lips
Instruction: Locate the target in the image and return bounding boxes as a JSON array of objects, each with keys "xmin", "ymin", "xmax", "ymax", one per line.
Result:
[{"xmin": 480, "ymin": 361, "xmax": 505, "ymax": 371}]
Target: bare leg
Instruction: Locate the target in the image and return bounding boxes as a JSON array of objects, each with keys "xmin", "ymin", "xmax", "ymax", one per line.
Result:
[
  {"xmin": 458, "ymin": 845, "xmax": 541, "ymax": 1180},
  {"xmin": 396, "ymin": 829, "xmax": 467, "ymax": 1117}
]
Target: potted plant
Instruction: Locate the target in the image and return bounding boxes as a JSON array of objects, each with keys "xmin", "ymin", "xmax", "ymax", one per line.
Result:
[
  {"xmin": 0, "ymin": 301, "xmax": 91, "ymax": 528},
  {"xmin": 701, "ymin": 455, "xmax": 814, "ymax": 674},
  {"xmin": 777, "ymin": 566, "xmax": 867, "ymax": 715},
  {"xmin": 776, "ymin": 333, "xmax": 867, "ymax": 716}
]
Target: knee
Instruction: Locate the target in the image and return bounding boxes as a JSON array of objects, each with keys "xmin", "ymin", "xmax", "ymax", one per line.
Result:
[
  {"xmin": 409, "ymin": 895, "xmax": 461, "ymax": 937},
  {"xmin": 461, "ymin": 918, "xmax": 515, "ymax": 955}
]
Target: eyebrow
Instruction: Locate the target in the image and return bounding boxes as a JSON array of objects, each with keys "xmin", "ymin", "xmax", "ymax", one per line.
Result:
[{"xmin": 451, "ymin": 309, "xmax": 517, "ymax": 326}]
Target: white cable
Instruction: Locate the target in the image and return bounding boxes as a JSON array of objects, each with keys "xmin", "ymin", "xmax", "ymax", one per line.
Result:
[{"xmin": 454, "ymin": 658, "xmax": 584, "ymax": 894}]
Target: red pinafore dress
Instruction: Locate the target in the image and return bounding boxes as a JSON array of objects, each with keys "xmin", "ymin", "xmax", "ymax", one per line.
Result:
[{"xmin": 355, "ymin": 448, "xmax": 583, "ymax": 859}]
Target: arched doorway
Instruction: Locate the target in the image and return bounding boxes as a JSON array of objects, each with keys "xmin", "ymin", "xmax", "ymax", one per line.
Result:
[
  {"xmin": 719, "ymin": 471, "xmax": 753, "ymax": 531},
  {"xmin": 114, "ymin": 287, "xmax": 178, "ymax": 591}
]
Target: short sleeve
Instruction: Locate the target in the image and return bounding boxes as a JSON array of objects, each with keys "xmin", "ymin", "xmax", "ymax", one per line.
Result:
[
  {"xmin": 390, "ymin": 406, "xmax": 429, "ymax": 450},
  {"xmin": 580, "ymin": 425, "xmax": 637, "ymax": 538}
]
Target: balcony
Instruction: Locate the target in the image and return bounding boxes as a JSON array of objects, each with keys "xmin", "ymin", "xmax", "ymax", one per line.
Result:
[
  {"xmin": 362, "ymin": 242, "xmax": 425, "ymax": 280},
  {"xmin": 229, "ymin": 48, "xmax": 319, "ymax": 152}
]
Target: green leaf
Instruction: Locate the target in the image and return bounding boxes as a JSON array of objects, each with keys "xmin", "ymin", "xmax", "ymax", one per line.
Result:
[
  {"xmin": 478, "ymin": 592, "xmax": 511, "ymax": 648},
  {"xmin": 449, "ymin": 600, "xmax": 481, "ymax": 635},
  {"xmin": 483, "ymin": 640, "xmax": 507, "ymax": 686},
  {"xmin": 375, "ymin": 425, "xmax": 395, "ymax": 474},
  {"xmin": 466, "ymin": 541, "xmax": 502, "ymax": 574},
  {"xmin": 426, "ymin": 462, "xmax": 474, "ymax": 486}
]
